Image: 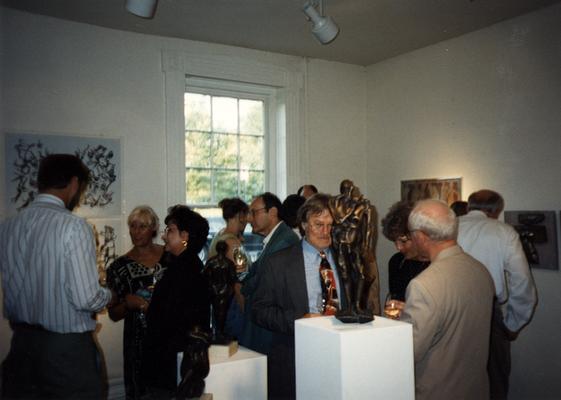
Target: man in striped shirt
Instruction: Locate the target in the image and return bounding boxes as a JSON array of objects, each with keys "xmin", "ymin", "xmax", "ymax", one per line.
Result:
[{"xmin": 0, "ymin": 154, "xmax": 116, "ymax": 399}]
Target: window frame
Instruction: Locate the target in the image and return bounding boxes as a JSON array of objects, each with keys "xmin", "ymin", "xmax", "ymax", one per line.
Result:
[{"xmin": 162, "ymin": 49, "xmax": 306, "ymax": 210}]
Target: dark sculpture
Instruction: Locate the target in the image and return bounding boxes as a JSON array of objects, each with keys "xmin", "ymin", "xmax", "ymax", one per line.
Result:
[
  {"xmin": 176, "ymin": 326, "xmax": 210, "ymax": 400},
  {"xmin": 203, "ymin": 240, "xmax": 238, "ymax": 343},
  {"xmin": 329, "ymin": 179, "xmax": 380, "ymax": 323},
  {"xmin": 514, "ymin": 212, "xmax": 547, "ymax": 265}
]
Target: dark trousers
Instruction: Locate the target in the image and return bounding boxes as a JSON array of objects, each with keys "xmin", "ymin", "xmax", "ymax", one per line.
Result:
[
  {"xmin": 268, "ymin": 339, "xmax": 296, "ymax": 400},
  {"xmin": 1, "ymin": 324, "xmax": 105, "ymax": 400},
  {"xmin": 488, "ymin": 303, "xmax": 511, "ymax": 400}
]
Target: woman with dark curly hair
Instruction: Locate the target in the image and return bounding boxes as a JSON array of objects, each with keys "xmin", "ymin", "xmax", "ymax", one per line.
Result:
[
  {"xmin": 142, "ymin": 205, "xmax": 211, "ymax": 399},
  {"xmin": 381, "ymin": 201, "xmax": 430, "ymax": 302}
]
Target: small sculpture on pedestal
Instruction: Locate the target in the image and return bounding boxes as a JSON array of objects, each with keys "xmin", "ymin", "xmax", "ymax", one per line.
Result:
[
  {"xmin": 329, "ymin": 179, "xmax": 380, "ymax": 323},
  {"xmin": 203, "ymin": 240, "xmax": 238, "ymax": 343},
  {"xmin": 176, "ymin": 326, "xmax": 210, "ymax": 400}
]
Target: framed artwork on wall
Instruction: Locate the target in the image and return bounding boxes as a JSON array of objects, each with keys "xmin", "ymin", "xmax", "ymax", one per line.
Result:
[
  {"xmin": 400, "ymin": 177, "xmax": 461, "ymax": 205},
  {"xmin": 4, "ymin": 132, "xmax": 122, "ymax": 219},
  {"xmin": 4, "ymin": 132, "xmax": 124, "ymax": 276},
  {"xmin": 504, "ymin": 210, "xmax": 558, "ymax": 270}
]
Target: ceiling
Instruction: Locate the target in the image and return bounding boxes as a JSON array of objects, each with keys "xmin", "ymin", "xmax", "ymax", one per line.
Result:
[{"xmin": 2, "ymin": 0, "xmax": 559, "ymax": 66}]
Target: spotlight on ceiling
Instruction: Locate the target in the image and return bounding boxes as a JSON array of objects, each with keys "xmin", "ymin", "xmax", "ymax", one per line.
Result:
[
  {"xmin": 125, "ymin": 0, "xmax": 158, "ymax": 19},
  {"xmin": 302, "ymin": 0, "xmax": 340, "ymax": 45}
]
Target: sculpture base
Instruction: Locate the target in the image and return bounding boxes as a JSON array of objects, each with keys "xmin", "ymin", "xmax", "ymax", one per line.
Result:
[
  {"xmin": 335, "ymin": 309, "xmax": 374, "ymax": 324},
  {"xmin": 209, "ymin": 341, "xmax": 238, "ymax": 360},
  {"xmin": 296, "ymin": 316, "xmax": 414, "ymax": 399},
  {"xmin": 210, "ymin": 332, "xmax": 235, "ymax": 345}
]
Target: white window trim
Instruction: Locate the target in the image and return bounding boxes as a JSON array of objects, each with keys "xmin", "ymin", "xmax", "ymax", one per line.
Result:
[{"xmin": 162, "ymin": 50, "xmax": 306, "ymax": 206}]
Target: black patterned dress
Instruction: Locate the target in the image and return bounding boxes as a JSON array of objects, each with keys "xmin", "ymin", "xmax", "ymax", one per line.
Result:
[{"xmin": 106, "ymin": 254, "xmax": 167, "ymax": 400}]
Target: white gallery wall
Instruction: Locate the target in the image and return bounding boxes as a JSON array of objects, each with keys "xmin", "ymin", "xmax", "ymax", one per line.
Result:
[{"xmin": 366, "ymin": 4, "xmax": 561, "ymax": 400}]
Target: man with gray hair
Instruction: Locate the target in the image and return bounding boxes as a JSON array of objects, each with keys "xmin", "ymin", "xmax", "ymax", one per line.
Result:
[
  {"xmin": 458, "ymin": 189, "xmax": 537, "ymax": 400},
  {"xmin": 400, "ymin": 199, "xmax": 495, "ymax": 400}
]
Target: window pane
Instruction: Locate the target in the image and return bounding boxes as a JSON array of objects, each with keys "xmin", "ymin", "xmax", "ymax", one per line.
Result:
[
  {"xmin": 186, "ymin": 169, "xmax": 211, "ymax": 204},
  {"xmin": 185, "ymin": 131, "xmax": 211, "ymax": 168},
  {"xmin": 212, "ymin": 97, "xmax": 238, "ymax": 133},
  {"xmin": 239, "ymin": 135, "xmax": 264, "ymax": 170},
  {"xmin": 185, "ymin": 93, "xmax": 211, "ymax": 131},
  {"xmin": 240, "ymin": 170, "xmax": 264, "ymax": 202},
  {"xmin": 240, "ymin": 99, "xmax": 264, "ymax": 136},
  {"xmin": 211, "ymin": 133, "xmax": 237, "ymax": 169},
  {"xmin": 213, "ymin": 170, "xmax": 239, "ymax": 200}
]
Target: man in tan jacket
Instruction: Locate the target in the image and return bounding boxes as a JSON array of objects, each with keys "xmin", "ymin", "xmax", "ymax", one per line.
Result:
[{"xmin": 401, "ymin": 199, "xmax": 495, "ymax": 400}]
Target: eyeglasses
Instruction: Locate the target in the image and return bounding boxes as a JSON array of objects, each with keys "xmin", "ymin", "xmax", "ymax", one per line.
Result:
[
  {"xmin": 250, "ymin": 207, "xmax": 267, "ymax": 217},
  {"xmin": 161, "ymin": 226, "xmax": 177, "ymax": 236},
  {"xmin": 309, "ymin": 222, "xmax": 333, "ymax": 232}
]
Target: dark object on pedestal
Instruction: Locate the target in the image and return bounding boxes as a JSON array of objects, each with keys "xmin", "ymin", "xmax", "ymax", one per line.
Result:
[
  {"xmin": 203, "ymin": 241, "xmax": 238, "ymax": 342},
  {"xmin": 329, "ymin": 179, "xmax": 380, "ymax": 323},
  {"xmin": 176, "ymin": 326, "xmax": 210, "ymax": 400}
]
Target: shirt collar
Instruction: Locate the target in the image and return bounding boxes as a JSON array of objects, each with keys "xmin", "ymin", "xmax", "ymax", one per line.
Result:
[
  {"xmin": 262, "ymin": 221, "xmax": 283, "ymax": 247},
  {"xmin": 302, "ymin": 237, "xmax": 331, "ymax": 257},
  {"xmin": 35, "ymin": 193, "xmax": 66, "ymax": 208}
]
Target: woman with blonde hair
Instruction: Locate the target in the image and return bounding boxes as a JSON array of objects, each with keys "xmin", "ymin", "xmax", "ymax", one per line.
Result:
[{"xmin": 106, "ymin": 205, "xmax": 166, "ymax": 400}]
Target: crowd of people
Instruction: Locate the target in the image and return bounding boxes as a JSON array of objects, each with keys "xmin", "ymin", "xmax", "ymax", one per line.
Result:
[{"xmin": 0, "ymin": 154, "xmax": 537, "ymax": 400}]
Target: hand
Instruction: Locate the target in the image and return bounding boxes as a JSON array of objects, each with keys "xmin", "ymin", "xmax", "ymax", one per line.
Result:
[
  {"xmin": 302, "ymin": 313, "xmax": 323, "ymax": 318},
  {"xmin": 383, "ymin": 299, "xmax": 405, "ymax": 320},
  {"xmin": 124, "ymin": 294, "xmax": 149, "ymax": 312}
]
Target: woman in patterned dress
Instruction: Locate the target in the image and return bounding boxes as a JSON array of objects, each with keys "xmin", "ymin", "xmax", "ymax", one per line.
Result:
[{"xmin": 106, "ymin": 205, "xmax": 166, "ymax": 400}]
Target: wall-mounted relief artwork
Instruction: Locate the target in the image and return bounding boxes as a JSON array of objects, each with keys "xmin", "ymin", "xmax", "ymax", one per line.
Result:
[
  {"xmin": 4, "ymin": 132, "xmax": 121, "ymax": 219},
  {"xmin": 400, "ymin": 177, "xmax": 461, "ymax": 205},
  {"xmin": 4, "ymin": 132, "xmax": 123, "ymax": 278},
  {"xmin": 89, "ymin": 218, "xmax": 122, "ymax": 285},
  {"xmin": 504, "ymin": 211, "xmax": 558, "ymax": 270}
]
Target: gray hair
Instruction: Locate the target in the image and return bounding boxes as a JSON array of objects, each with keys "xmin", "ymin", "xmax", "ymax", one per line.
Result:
[{"xmin": 408, "ymin": 199, "xmax": 458, "ymax": 241}]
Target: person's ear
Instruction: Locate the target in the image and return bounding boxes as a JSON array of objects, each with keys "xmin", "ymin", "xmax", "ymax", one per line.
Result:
[
  {"xmin": 269, "ymin": 206, "xmax": 278, "ymax": 219},
  {"xmin": 69, "ymin": 176, "xmax": 80, "ymax": 191}
]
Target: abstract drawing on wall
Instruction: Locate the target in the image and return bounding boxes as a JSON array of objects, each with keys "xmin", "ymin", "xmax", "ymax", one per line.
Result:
[
  {"xmin": 4, "ymin": 132, "xmax": 121, "ymax": 218},
  {"xmin": 401, "ymin": 177, "xmax": 461, "ymax": 205},
  {"xmin": 504, "ymin": 210, "xmax": 558, "ymax": 270}
]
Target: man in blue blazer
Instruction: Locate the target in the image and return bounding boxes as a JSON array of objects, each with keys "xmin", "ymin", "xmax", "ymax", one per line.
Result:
[
  {"xmin": 253, "ymin": 194, "xmax": 346, "ymax": 400},
  {"xmin": 239, "ymin": 192, "xmax": 300, "ymax": 355}
]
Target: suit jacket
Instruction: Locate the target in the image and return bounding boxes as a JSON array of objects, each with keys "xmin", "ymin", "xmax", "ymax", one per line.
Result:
[
  {"xmin": 239, "ymin": 222, "xmax": 299, "ymax": 354},
  {"xmin": 252, "ymin": 242, "xmax": 346, "ymax": 400},
  {"xmin": 401, "ymin": 245, "xmax": 494, "ymax": 400}
]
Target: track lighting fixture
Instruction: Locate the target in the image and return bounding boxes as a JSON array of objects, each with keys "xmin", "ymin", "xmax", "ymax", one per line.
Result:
[
  {"xmin": 125, "ymin": 0, "xmax": 158, "ymax": 19},
  {"xmin": 302, "ymin": 0, "xmax": 340, "ymax": 45}
]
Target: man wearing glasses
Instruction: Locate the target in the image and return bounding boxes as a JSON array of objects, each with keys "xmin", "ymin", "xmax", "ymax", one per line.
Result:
[
  {"xmin": 252, "ymin": 194, "xmax": 345, "ymax": 400},
  {"xmin": 239, "ymin": 192, "xmax": 299, "ymax": 356},
  {"xmin": 400, "ymin": 199, "xmax": 494, "ymax": 400}
]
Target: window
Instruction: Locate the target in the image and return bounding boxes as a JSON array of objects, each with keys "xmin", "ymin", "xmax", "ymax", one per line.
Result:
[
  {"xmin": 184, "ymin": 78, "xmax": 277, "ymax": 258},
  {"xmin": 184, "ymin": 90, "xmax": 266, "ymax": 206}
]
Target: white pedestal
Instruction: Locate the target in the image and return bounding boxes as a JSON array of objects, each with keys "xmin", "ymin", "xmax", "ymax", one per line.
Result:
[
  {"xmin": 295, "ymin": 316, "xmax": 414, "ymax": 400},
  {"xmin": 178, "ymin": 345, "xmax": 267, "ymax": 400}
]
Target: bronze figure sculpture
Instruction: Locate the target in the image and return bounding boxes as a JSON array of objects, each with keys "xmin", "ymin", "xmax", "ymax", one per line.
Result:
[
  {"xmin": 176, "ymin": 326, "xmax": 210, "ymax": 400},
  {"xmin": 329, "ymin": 179, "xmax": 380, "ymax": 323},
  {"xmin": 203, "ymin": 240, "xmax": 238, "ymax": 343}
]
